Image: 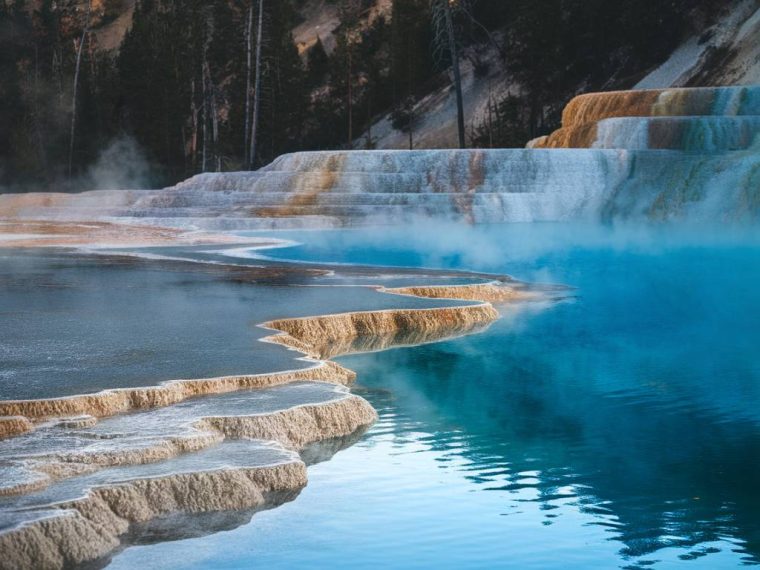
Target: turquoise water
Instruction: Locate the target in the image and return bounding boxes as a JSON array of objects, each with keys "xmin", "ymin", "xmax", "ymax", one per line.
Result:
[{"xmin": 107, "ymin": 224, "xmax": 759, "ymax": 568}]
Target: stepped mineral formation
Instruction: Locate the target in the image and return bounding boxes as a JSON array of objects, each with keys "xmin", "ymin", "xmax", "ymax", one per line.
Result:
[
  {"xmin": 1, "ymin": 389, "xmax": 377, "ymax": 497},
  {"xmin": 531, "ymin": 86, "xmax": 760, "ymax": 150},
  {"xmin": 3, "ymin": 84, "xmax": 755, "ymax": 568},
  {"xmin": 264, "ymin": 303, "xmax": 499, "ymax": 359},
  {"xmin": 0, "ymin": 271, "xmax": 514, "ymax": 569},
  {"xmin": 1, "ymin": 86, "xmax": 757, "ymax": 227},
  {"xmin": 0, "ymin": 362, "xmax": 355, "ymax": 433},
  {"xmin": 0, "ymin": 462, "xmax": 308, "ymax": 570},
  {"xmin": 384, "ymin": 283, "xmax": 536, "ymax": 304}
]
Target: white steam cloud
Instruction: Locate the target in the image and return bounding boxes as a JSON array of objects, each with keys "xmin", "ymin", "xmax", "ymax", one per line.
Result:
[{"xmin": 83, "ymin": 136, "xmax": 153, "ymax": 190}]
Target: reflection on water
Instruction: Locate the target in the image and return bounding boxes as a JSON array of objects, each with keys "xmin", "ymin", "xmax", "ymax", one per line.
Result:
[
  {"xmin": 110, "ymin": 224, "xmax": 760, "ymax": 568},
  {"xmin": 346, "ymin": 317, "xmax": 760, "ymax": 565},
  {"xmin": 0, "ymin": 249, "xmax": 466, "ymax": 400}
]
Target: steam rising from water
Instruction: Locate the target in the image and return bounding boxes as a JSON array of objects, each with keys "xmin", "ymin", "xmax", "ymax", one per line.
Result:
[
  {"xmin": 83, "ymin": 136, "xmax": 153, "ymax": 191},
  {"xmin": 254, "ymin": 221, "xmax": 760, "ymax": 286},
  {"xmin": 0, "ymin": 136, "xmax": 153, "ymax": 194}
]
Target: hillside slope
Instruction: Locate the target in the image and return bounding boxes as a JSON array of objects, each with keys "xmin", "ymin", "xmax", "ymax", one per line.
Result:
[
  {"xmin": 4, "ymin": 0, "xmax": 759, "ymax": 191},
  {"xmin": 636, "ymin": 0, "xmax": 760, "ymax": 88},
  {"xmin": 360, "ymin": 0, "xmax": 760, "ymax": 150}
]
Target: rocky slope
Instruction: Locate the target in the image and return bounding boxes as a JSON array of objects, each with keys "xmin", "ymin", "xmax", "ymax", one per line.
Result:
[
  {"xmin": 360, "ymin": 0, "xmax": 760, "ymax": 149},
  {"xmin": 21, "ymin": 0, "xmax": 758, "ymax": 152},
  {"xmin": 635, "ymin": 0, "xmax": 760, "ymax": 88}
]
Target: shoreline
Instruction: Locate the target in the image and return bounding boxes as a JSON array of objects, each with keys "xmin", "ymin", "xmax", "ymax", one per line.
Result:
[{"xmin": 0, "ymin": 225, "xmax": 542, "ymax": 570}]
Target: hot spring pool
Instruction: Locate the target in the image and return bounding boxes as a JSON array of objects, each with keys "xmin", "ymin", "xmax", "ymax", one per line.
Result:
[{"xmin": 100, "ymin": 224, "xmax": 760, "ymax": 567}]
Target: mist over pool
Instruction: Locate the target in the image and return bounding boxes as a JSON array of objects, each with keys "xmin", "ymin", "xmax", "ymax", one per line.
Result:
[{"xmin": 104, "ymin": 222, "xmax": 760, "ymax": 569}]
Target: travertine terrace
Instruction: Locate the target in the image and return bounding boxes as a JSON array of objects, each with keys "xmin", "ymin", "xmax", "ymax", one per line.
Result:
[
  {"xmin": 0, "ymin": 462, "xmax": 308, "ymax": 570},
  {"xmin": 384, "ymin": 283, "xmax": 539, "ymax": 303},
  {"xmin": 531, "ymin": 86, "xmax": 760, "ymax": 150},
  {"xmin": 0, "ymin": 247, "xmax": 523, "ymax": 569},
  {"xmin": 2, "ymin": 86, "xmax": 758, "ymax": 228},
  {"xmin": 264, "ymin": 303, "xmax": 500, "ymax": 359},
  {"xmin": 2, "ymin": 84, "xmax": 757, "ymax": 568}
]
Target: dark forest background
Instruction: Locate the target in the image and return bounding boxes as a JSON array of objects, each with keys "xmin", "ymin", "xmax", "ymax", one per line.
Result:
[{"xmin": 0, "ymin": 0, "xmax": 728, "ymax": 190}]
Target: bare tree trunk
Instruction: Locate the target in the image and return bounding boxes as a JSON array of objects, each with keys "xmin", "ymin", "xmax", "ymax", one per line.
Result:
[
  {"xmin": 347, "ymin": 47, "xmax": 353, "ymax": 146},
  {"xmin": 271, "ymin": 61, "xmax": 277, "ymax": 157},
  {"xmin": 180, "ymin": 124, "xmax": 188, "ymax": 175},
  {"xmin": 365, "ymin": 86, "xmax": 372, "ymax": 148},
  {"xmin": 163, "ymin": 85, "xmax": 172, "ymax": 171},
  {"xmin": 33, "ymin": 45, "xmax": 48, "ymax": 174},
  {"xmin": 248, "ymin": 0, "xmax": 264, "ymax": 169},
  {"xmin": 204, "ymin": 61, "xmax": 221, "ymax": 172},
  {"xmin": 212, "ymin": 91, "xmax": 220, "ymax": 172},
  {"xmin": 243, "ymin": 0, "xmax": 253, "ymax": 159},
  {"xmin": 54, "ymin": 49, "xmax": 64, "ymax": 105},
  {"xmin": 201, "ymin": 56, "xmax": 208, "ymax": 172},
  {"xmin": 190, "ymin": 78, "xmax": 198, "ymax": 170},
  {"xmin": 487, "ymin": 95, "xmax": 494, "ymax": 148},
  {"xmin": 202, "ymin": 73, "xmax": 208, "ymax": 173},
  {"xmin": 175, "ymin": 55, "xmax": 188, "ymax": 174},
  {"xmin": 407, "ymin": 57, "xmax": 414, "ymax": 150},
  {"xmin": 200, "ymin": 7, "xmax": 216, "ymax": 172},
  {"xmin": 443, "ymin": 1, "xmax": 465, "ymax": 149},
  {"xmin": 68, "ymin": 0, "xmax": 91, "ymax": 178}
]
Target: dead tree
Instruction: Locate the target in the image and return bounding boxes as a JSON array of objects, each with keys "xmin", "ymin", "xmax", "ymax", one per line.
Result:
[
  {"xmin": 191, "ymin": 78, "xmax": 199, "ymax": 169},
  {"xmin": 243, "ymin": 0, "xmax": 254, "ymax": 160},
  {"xmin": 431, "ymin": 0, "xmax": 466, "ymax": 149},
  {"xmin": 197, "ymin": 6, "xmax": 221, "ymax": 173},
  {"xmin": 248, "ymin": 0, "xmax": 264, "ymax": 169},
  {"xmin": 201, "ymin": 61, "xmax": 207, "ymax": 172},
  {"xmin": 204, "ymin": 60, "xmax": 221, "ymax": 172},
  {"xmin": 68, "ymin": 0, "xmax": 91, "ymax": 178},
  {"xmin": 339, "ymin": 0, "xmax": 362, "ymax": 148}
]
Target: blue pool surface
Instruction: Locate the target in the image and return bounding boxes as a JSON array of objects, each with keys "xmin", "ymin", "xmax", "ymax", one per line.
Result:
[
  {"xmin": 0, "ymin": 249, "xmax": 466, "ymax": 399},
  {"xmin": 101, "ymin": 224, "xmax": 760, "ymax": 567}
]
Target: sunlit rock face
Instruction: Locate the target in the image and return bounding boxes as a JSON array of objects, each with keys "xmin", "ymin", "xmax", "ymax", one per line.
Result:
[
  {"xmin": 534, "ymin": 85, "xmax": 760, "ymax": 150},
  {"xmin": 562, "ymin": 86, "xmax": 760, "ymax": 126},
  {"xmin": 536, "ymin": 116, "xmax": 760, "ymax": 151}
]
